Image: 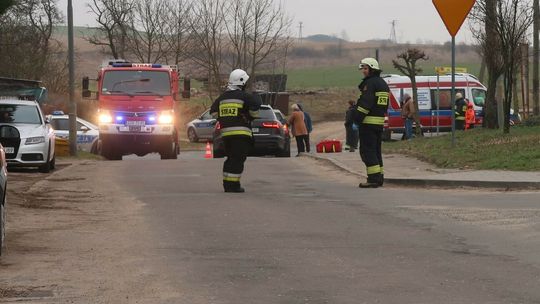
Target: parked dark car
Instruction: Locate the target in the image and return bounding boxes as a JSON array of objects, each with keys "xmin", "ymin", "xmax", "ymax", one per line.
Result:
[
  {"xmin": 0, "ymin": 126, "xmax": 11, "ymax": 256},
  {"xmin": 213, "ymin": 105, "xmax": 290, "ymax": 158}
]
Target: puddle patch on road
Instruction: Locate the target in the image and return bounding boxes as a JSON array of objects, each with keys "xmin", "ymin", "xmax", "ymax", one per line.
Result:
[
  {"xmin": 399, "ymin": 206, "xmax": 540, "ymax": 229},
  {"xmin": 0, "ymin": 286, "xmax": 54, "ymax": 299}
]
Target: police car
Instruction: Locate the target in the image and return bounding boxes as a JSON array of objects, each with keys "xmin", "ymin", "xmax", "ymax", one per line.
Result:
[
  {"xmin": 0, "ymin": 98, "xmax": 56, "ymax": 172},
  {"xmin": 186, "ymin": 109, "xmax": 216, "ymax": 142},
  {"xmin": 48, "ymin": 112, "xmax": 100, "ymax": 153}
]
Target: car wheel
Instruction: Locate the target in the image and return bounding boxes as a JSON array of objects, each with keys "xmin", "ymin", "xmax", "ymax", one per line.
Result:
[
  {"xmin": 187, "ymin": 128, "xmax": 198, "ymax": 143},
  {"xmin": 0, "ymin": 201, "xmax": 5, "ymax": 256},
  {"xmin": 160, "ymin": 142, "xmax": 178, "ymax": 160},
  {"xmin": 90, "ymin": 140, "xmax": 99, "ymax": 155},
  {"xmin": 39, "ymin": 146, "xmax": 51, "ymax": 173},
  {"xmin": 49, "ymin": 154, "xmax": 56, "ymax": 170},
  {"xmin": 277, "ymin": 142, "xmax": 291, "ymax": 158}
]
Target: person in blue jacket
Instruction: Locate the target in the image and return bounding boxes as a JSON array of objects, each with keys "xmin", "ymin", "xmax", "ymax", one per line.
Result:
[{"xmin": 297, "ymin": 103, "xmax": 313, "ymax": 153}]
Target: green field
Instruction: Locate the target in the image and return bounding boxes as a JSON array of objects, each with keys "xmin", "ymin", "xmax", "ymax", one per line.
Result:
[{"xmin": 286, "ymin": 63, "xmax": 482, "ymax": 90}]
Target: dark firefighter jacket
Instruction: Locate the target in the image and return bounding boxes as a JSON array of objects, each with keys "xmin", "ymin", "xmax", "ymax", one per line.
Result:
[
  {"xmin": 455, "ymin": 97, "xmax": 467, "ymax": 121},
  {"xmin": 354, "ymin": 75, "xmax": 391, "ymax": 130},
  {"xmin": 210, "ymin": 89, "xmax": 262, "ymax": 138}
]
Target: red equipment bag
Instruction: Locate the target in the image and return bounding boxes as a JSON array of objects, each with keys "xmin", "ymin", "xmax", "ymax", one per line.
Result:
[{"xmin": 316, "ymin": 139, "xmax": 342, "ymax": 153}]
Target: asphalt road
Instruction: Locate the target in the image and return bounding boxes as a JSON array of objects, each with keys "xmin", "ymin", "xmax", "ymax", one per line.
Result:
[
  {"xmin": 111, "ymin": 152, "xmax": 540, "ymax": 303},
  {"xmin": 2, "ymin": 152, "xmax": 540, "ymax": 303}
]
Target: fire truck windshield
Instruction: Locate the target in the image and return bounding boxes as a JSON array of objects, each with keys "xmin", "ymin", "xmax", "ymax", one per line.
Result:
[{"xmin": 101, "ymin": 70, "xmax": 171, "ymax": 96}]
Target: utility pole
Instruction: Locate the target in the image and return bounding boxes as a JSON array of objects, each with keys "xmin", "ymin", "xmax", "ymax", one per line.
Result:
[
  {"xmin": 298, "ymin": 22, "xmax": 303, "ymax": 43},
  {"xmin": 534, "ymin": 0, "xmax": 540, "ymax": 115},
  {"xmin": 68, "ymin": 0, "xmax": 77, "ymax": 156}
]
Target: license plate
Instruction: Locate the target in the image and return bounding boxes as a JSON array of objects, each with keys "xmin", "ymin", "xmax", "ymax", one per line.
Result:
[
  {"xmin": 252, "ymin": 128, "xmax": 259, "ymax": 133},
  {"xmin": 4, "ymin": 147, "xmax": 14, "ymax": 154},
  {"xmin": 127, "ymin": 120, "xmax": 145, "ymax": 126},
  {"xmin": 129, "ymin": 126, "xmax": 141, "ymax": 132}
]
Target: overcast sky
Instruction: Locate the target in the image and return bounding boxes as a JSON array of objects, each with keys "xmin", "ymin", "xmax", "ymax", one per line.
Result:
[{"xmin": 57, "ymin": 0, "xmax": 474, "ymax": 44}]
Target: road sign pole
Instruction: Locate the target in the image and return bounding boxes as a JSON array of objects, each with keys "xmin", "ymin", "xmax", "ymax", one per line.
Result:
[
  {"xmin": 68, "ymin": 0, "xmax": 77, "ymax": 156},
  {"xmin": 451, "ymin": 36, "xmax": 456, "ymax": 147},
  {"xmin": 437, "ymin": 73, "xmax": 440, "ymax": 136}
]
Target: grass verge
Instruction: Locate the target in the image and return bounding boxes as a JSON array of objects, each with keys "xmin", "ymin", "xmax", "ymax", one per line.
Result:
[
  {"xmin": 383, "ymin": 126, "xmax": 540, "ymax": 171},
  {"xmin": 57, "ymin": 151, "xmax": 104, "ymax": 161}
]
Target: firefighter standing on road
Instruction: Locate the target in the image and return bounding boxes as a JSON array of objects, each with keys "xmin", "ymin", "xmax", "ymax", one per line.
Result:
[
  {"xmin": 454, "ymin": 92, "xmax": 467, "ymax": 131},
  {"xmin": 354, "ymin": 58, "xmax": 390, "ymax": 188},
  {"xmin": 210, "ymin": 69, "xmax": 262, "ymax": 193}
]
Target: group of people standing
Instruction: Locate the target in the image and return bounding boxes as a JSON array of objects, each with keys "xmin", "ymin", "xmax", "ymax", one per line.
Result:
[{"xmin": 211, "ymin": 57, "xmax": 391, "ymax": 192}]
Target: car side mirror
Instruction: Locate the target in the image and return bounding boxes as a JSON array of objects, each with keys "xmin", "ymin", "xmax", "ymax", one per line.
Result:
[
  {"xmin": 80, "ymin": 126, "xmax": 90, "ymax": 132},
  {"xmin": 45, "ymin": 117, "xmax": 51, "ymax": 124}
]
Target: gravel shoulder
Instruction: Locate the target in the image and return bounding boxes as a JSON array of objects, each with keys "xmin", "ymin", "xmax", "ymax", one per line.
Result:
[{"xmin": 0, "ymin": 161, "xmax": 179, "ymax": 303}]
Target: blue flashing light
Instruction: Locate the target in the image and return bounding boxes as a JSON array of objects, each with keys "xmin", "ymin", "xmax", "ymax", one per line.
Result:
[
  {"xmin": 112, "ymin": 63, "xmax": 133, "ymax": 68},
  {"xmin": 51, "ymin": 110, "xmax": 65, "ymax": 115},
  {"xmin": 116, "ymin": 116, "xmax": 124, "ymax": 121},
  {"xmin": 152, "ymin": 64, "xmax": 162, "ymax": 68},
  {"xmin": 148, "ymin": 116, "xmax": 156, "ymax": 122}
]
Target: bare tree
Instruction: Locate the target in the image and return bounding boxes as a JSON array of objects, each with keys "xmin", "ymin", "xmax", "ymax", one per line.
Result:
[
  {"xmin": 164, "ymin": 0, "xmax": 193, "ymax": 66},
  {"xmin": 0, "ymin": 0, "xmax": 15, "ymax": 16},
  {"xmin": 246, "ymin": 0, "xmax": 292, "ymax": 82},
  {"xmin": 0, "ymin": 0, "xmax": 66, "ymax": 92},
  {"xmin": 188, "ymin": 0, "xmax": 227, "ymax": 98},
  {"xmin": 87, "ymin": 0, "xmax": 134, "ymax": 59},
  {"xmin": 471, "ymin": 0, "xmax": 533, "ymax": 131},
  {"xmin": 392, "ymin": 48, "xmax": 428, "ymax": 136},
  {"xmin": 224, "ymin": 0, "xmax": 254, "ymax": 70},
  {"xmin": 495, "ymin": 0, "xmax": 533, "ymax": 133},
  {"xmin": 126, "ymin": 0, "xmax": 171, "ymax": 63}
]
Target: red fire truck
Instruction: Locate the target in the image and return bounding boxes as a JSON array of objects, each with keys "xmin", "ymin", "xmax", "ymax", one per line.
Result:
[{"xmin": 82, "ymin": 61, "xmax": 180, "ymax": 160}]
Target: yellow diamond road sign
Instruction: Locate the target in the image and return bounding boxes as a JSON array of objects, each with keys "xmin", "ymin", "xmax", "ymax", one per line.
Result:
[{"xmin": 432, "ymin": 0, "xmax": 477, "ymax": 37}]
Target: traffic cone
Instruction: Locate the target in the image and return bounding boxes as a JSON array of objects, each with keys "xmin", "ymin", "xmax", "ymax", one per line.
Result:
[{"xmin": 204, "ymin": 141, "xmax": 213, "ymax": 159}]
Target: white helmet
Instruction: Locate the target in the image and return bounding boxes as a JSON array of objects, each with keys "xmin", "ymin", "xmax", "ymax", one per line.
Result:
[
  {"xmin": 359, "ymin": 58, "xmax": 381, "ymax": 71},
  {"xmin": 228, "ymin": 69, "xmax": 250, "ymax": 86}
]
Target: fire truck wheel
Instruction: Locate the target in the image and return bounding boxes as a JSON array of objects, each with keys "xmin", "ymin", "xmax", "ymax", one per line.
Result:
[
  {"xmin": 382, "ymin": 129, "xmax": 392, "ymax": 141},
  {"xmin": 101, "ymin": 144, "xmax": 122, "ymax": 160},
  {"xmin": 160, "ymin": 142, "xmax": 177, "ymax": 160}
]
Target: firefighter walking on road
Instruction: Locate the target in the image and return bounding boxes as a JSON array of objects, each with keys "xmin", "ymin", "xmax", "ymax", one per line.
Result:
[
  {"xmin": 210, "ymin": 69, "xmax": 262, "ymax": 193},
  {"xmin": 454, "ymin": 92, "xmax": 467, "ymax": 131},
  {"xmin": 354, "ymin": 58, "xmax": 390, "ymax": 188}
]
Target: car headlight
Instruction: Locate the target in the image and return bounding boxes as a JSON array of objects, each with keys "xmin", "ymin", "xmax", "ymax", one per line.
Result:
[
  {"xmin": 98, "ymin": 110, "xmax": 113, "ymax": 124},
  {"xmin": 158, "ymin": 111, "xmax": 174, "ymax": 124},
  {"xmin": 25, "ymin": 136, "xmax": 45, "ymax": 145}
]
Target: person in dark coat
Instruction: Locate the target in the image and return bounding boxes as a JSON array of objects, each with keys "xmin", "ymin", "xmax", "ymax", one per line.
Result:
[{"xmin": 344, "ymin": 100, "xmax": 358, "ymax": 152}]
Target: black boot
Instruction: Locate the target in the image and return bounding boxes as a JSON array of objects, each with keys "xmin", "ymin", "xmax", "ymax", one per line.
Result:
[
  {"xmin": 359, "ymin": 181, "xmax": 380, "ymax": 188},
  {"xmin": 224, "ymin": 181, "xmax": 245, "ymax": 193},
  {"xmin": 378, "ymin": 174, "xmax": 384, "ymax": 187}
]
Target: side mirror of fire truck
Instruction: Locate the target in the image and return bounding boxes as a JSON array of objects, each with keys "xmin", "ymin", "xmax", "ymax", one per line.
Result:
[
  {"xmin": 82, "ymin": 77, "xmax": 91, "ymax": 98},
  {"xmin": 182, "ymin": 77, "xmax": 191, "ymax": 99}
]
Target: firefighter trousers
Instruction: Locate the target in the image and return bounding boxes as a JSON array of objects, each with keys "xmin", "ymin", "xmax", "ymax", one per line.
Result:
[
  {"xmin": 359, "ymin": 126, "xmax": 383, "ymax": 184},
  {"xmin": 223, "ymin": 136, "xmax": 252, "ymax": 189},
  {"xmin": 455, "ymin": 119, "xmax": 465, "ymax": 131}
]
